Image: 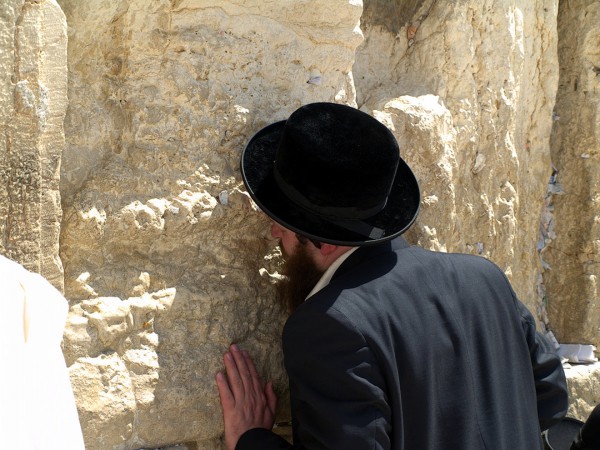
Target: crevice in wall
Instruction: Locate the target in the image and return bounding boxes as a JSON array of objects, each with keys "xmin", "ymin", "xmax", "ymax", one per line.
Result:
[{"xmin": 537, "ymin": 166, "xmax": 564, "ymax": 333}]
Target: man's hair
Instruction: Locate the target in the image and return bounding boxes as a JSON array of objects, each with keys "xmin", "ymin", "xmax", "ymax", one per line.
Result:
[{"xmin": 295, "ymin": 233, "xmax": 322, "ymax": 249}]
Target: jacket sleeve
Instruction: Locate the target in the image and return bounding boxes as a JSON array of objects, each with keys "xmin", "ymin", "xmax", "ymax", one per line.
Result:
[
  {"xmin": 236, "ymin": 427, "xmax": 293, "ymax": 450},
  {"xmin": 516, "ymin": 300, "xmax": 569, "ymax": 431},
  {"xmin": 282, "ymin": 305, "xmax": 392, "ymax": 450},
  {"xmin": 235, "ymin": 306, "xmax": 391, "ymax": 450}
]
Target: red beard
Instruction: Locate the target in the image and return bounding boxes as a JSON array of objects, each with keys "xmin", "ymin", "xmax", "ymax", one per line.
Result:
[{"xmin": 277, "ymin": 242, "xmax": 325, "ymax": 313}]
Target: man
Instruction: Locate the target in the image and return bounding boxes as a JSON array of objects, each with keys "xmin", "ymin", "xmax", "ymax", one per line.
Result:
[{"xmin": 215, "ymin": 102, "xmax": 568, "ymax": 449}]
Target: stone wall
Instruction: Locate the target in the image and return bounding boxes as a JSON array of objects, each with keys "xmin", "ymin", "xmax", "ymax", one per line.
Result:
[
  {"xmin": 0, "ymin": 0, "xmax": 66, "ymax": 289},
  {"xmin": 0, "ymin": 0, "xmax": 599, "ymax": 448},
  {"xmin": 56, "ymin": 0, "xmax": 362, "ymax": 448},
  {"xmin": 355, "ymin": 0, "xmax": 559, "ymax": 321},
  {"xmin": 543, "ymin": 0, "xmax": 600, "ymax": 349}
]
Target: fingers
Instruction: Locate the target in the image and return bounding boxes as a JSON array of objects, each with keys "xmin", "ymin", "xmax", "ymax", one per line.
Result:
[
  {"xmin": 215, "ymin": 371, "xmax": 234, "ymax": 410},
  {"xmin": 221, "ymin": 345, "xmax": 266, "ymax": 398},
  {"xmin": 242, "ymin": 350, "xmax": 266, "ymax": 394},
  {"xmin": 222, "ymin": 349, "xmax": 244, "ymax": 399},
  {"xmin": 219, "ymin": 344, "xmax": 275, "ymax": 402},
  {"xmin": 242, "ymin": 350, "xmax": 259, "ymax": 378},
  {"xmin": 216, "ymin": 346, "xmax": 277, "ymax": 436},
  {"xmin": 228, "ymin": 345, "xmax": 255, "ymax": 394},
  {"xmin": 265, "ymin": 381, "xmax": 277, "ymax": 414}
]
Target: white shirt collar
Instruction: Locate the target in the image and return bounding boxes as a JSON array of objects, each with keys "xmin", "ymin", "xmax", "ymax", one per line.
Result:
[{"xmin": 305, "ymin": 247, "xmax": 359, "ymax": 300}]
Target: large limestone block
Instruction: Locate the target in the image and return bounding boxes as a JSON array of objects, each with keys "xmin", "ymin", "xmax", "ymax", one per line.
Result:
[
  {"xmin": 355, "ymin": 0, "xmax": 559, "ymax": 317},
  {"xmin": 57, "ymin": 0, "xmax": 363, "ymax": 202},
  {"xmin": 56, "ymin": 0, "xmax": 363, "ymax": 448},
  {"xmin": 69, "ymin": 353, "xmax": 137, "ymax": 449},
  {"xmin": 0, "ymin": 0, "xmax": 67, "ymax": 289},
  {"xmin": 370, "ymin": 95, "xmax": 459, "ymax": 251},
  {"xmin": 565, "ymin": 362, "xmax": 600, "ymax": 422},
  {"xmin": 543, "ymin": 1, "xmax": 600, "ymax": 348}
]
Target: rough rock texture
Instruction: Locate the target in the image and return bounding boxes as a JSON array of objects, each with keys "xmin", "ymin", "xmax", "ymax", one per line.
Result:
[
  {"xmin": 0, "ymin": 0, "xmax": 599, "ymax": 448},
  {"xmin": 0, "ymin": 0, "xmax": 67, "ymax": 289},
  {"xmin": 565, "ymin": 362, "xmax": 600, "ymax": 422},
  {"xmin": 56, "ymin": 0, "xmax": 362, "ymax": 448},
  {"xmin": 543, "ymin": 1, "xmax": 600, "ymax": 349},
  {"xmin": 57, "ymin": 0, "xmax": 362, "ymax": 202},
  {"xmin": 355, "ymin": 0, "xmax": 559, "ymax": 318}
]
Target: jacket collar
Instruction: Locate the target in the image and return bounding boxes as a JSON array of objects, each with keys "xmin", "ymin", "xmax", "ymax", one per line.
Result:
[{"xmin": 331, "ymin": 236, "xmax": 410, "ymax": 282}]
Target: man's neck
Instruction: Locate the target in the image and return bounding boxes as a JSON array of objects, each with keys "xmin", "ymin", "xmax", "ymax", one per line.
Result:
[
  {"xmin": 306, "ymin": 247, "xmax": 359, "ymax": 299},
  {"xmin": 313, "ymin": 244, "xmax": 354, "ymax": 271}
]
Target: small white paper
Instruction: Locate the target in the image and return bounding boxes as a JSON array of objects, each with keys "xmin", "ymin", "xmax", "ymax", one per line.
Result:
[{"xmin": 558, "ymin": 343, "xmax": 598, "ymax": 364}]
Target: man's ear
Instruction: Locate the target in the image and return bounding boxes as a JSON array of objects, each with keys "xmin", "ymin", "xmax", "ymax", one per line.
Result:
[
  {"xmin": 314, "ymin": 244, "xmax": 354, "ymax": 270},
  {"xmin": 319, "ymin": 243, "xmax": 339, "ymax": 256}
]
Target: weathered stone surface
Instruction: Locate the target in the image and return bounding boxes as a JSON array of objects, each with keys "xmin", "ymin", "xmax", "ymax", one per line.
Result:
[
  {"xmin": 1, "ymin": 0, "xmax": 598, "ymax": 448},
  {"xmin": 68, "ymin": 353, "xmax": 136, "ymax": 449},
  {"xmin": 0, "ymin": 0, "xmax": 67, "ymax": 289},
  {"xmin": 543, "ymin": 1, "xmax": 600, "ymax": 348},
  {"xmin": 57, "ymin": 0, "xmax": 363, "ymax": 202},
  {"xmin": 355, "ymin": 0, "xmax": 559, "ymax": 319},
  {"xmin": 56, "ymin": 0, "xmax": 362, "ymax": 448},
  {"xmin": 565, "ymin": 362, "xmax": 600, "ymax": 422}
]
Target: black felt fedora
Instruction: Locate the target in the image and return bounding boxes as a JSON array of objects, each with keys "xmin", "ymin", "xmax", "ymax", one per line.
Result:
[{"xmin": 240, "ymin": 102, "xmax": 420, "ymax": 246}]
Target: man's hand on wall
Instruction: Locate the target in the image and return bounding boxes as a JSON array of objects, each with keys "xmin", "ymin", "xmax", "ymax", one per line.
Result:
[{"xmin": 216, "ymin": 344, "xmax": 277, "ymax": 450}]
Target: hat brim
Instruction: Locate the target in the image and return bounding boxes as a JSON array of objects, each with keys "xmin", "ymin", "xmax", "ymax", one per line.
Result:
[{"xmin": 241, "ymin": 120, "xmax": 421, "ymax": 246}]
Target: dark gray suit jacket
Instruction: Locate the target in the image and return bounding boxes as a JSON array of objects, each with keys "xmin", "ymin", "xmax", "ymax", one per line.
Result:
[{"xmin": 237, "ymin": 237, "xmax": 568, "ymax": 449}]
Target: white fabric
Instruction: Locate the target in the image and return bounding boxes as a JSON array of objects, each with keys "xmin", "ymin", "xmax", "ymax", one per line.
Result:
[
  {"xmin": 0, "ymin": 255, "xmax": 85, "ymax": 450},
  {"xmin": 306, "ymin": 247, "xmax": 359, "ymax": 299}
]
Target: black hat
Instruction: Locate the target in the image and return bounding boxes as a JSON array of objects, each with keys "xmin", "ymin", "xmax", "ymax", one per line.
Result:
[{"xmin": 240, "ymin": 102, "xmax": 420, "ymax": 246}]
